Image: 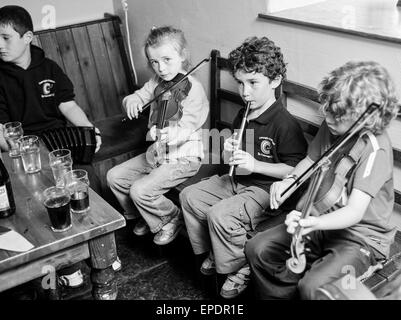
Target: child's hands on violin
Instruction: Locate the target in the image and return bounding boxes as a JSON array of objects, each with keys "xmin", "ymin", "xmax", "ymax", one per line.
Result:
[
  {"xmin": 150, "ymin": 126, "xmax": 179, "ymax": 146},
  {"xmin": 285, "ymin": 210, "xmax": 319, "ymax": 236},
  {"xmin": 269, "ymin": 179, "xmax": 294, "ymax": 209},
  {"xmin": 123, "ymin": 96, "xmax": 143, "ymax": 120}
]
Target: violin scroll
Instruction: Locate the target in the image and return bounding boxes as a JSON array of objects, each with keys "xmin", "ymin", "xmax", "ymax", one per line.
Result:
[{"xmin": 287, "ymin": 233, "xmax": 306, "ymax": 274}]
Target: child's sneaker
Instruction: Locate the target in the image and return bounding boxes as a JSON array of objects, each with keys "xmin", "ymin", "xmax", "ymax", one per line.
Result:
[
  {"xmin": 220, "ymin": 264, "xmax": 250, "ymax": 299},
  {"xmin": 200, "ymin": 252, "xmax": 216, "ymax": 276},
  {"xmin": 58, "ymin": 269, "xmax": 84, "ymax": 288},
  {"xmin": 153, "ymin": 214, "xmax": 183, "ymax": 245},
  {"xmin": 133, "ymin": 218, "xmax": 150, "ymax": 236}
]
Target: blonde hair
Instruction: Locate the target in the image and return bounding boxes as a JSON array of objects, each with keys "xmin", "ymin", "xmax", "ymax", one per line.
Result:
[
  {"xmin": 144, "ymin": 26, "xmax": 190, "ymax": 71},
  {"xmin": 318, "ymin": 61, "xmax": 399, "ymax": 133}
]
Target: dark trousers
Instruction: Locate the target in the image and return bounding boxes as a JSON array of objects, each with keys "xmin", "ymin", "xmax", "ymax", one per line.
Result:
[{"xmin": 245, "ymin": 223, "xmax": 381, "ymax": 299}]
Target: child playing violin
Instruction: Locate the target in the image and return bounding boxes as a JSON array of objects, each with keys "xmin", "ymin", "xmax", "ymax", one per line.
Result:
[
  {"xmin": 107, "ymin": 26, "xmax": 209, "ymax": 245},
  {"xmin": 245, "ymin": 61, "xmax": 400, "ymax": 299},
  {"xmin": 179, "ymin": 36, "xmax": 307, "ymax": 299}
]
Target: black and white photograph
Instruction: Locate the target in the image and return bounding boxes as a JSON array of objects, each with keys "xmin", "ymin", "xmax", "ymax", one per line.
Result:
[{"xmin": 0, "ymin": 0, "xmax": 401, "ymax": 316}]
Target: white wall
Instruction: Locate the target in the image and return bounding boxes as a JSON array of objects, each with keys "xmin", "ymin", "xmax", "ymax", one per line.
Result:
[
  {"xmin": 116, "ymin": 0, "xmax": 401, "ymax": 150},
  {"xmin": 266, "ymin": 0, "xmax": 325, "ymax": 13},
  {"xmin": 0, "ymin": 0, "xmax": 114, "ymax": 30},
  {"xmin": 118, "ymin": 0, "xmax": 401, "ymax": 94}
]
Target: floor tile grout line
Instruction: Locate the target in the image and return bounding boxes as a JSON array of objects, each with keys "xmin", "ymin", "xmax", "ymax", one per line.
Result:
[{"xmin": 123, "ymin": 260, "xmax": 169, "ymax": 280}]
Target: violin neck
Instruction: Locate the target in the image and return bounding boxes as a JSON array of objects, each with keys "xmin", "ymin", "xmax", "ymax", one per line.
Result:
[{"xmin": 156, "ymin": 100, "xmax": 169, "ymax": 130}]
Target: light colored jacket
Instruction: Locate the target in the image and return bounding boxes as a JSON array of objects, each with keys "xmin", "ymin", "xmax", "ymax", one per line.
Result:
[{"xmin": 122, "ymin": 75, "xmax": 209, "ymax": 161}]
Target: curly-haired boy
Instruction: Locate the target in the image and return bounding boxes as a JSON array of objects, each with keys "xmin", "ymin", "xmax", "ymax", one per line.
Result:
[
  {"xmin": 245, "ymin": 61, "xmax": 400, "ymax": 299},
  {"xmin": 179, "ymin": 36, "xmax": 307, "ymax": 299}
]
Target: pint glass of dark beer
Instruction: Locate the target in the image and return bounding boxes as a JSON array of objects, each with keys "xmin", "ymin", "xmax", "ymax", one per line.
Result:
[
  {"xmin": 43, "ymin": 186, "xmax": 72, "ymax": 232},
  {"xmin": 63, "ymin": 169, "xmax": 90, "ymax": 214}
]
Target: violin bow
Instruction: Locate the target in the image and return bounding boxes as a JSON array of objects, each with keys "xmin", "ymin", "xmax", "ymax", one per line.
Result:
[
  {"xmin": 122, "ymin": 57, "xmax": 211, "ymax": 122},
  {"xmin": 278, "ymin": 102, "xmax": 381, "ymax": 204}
]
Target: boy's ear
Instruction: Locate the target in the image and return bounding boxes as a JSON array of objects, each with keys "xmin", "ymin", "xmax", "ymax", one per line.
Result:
[
  {"xmin": 271, "ymin": 75, "xmax": 283, "ymax": 89},
  {"xmin": 22, "ymin": 31, "xmax": 33, "ymax": 45}
]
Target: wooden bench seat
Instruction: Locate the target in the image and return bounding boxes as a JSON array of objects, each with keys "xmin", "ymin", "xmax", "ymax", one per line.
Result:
[{"xmin": 93, "ymin": 114, "xmax": 148, "ymax": 163}]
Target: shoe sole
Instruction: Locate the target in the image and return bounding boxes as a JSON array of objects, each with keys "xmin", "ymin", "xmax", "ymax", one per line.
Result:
[
  {"xmin": 123, "ymin": 213, "xmax": 138, "ymax": 220},
  {"xmin": 133, "ymin": 229, "xmax": 150, "ymax": 236},
  {"xmin": 153, "ymin": 225, "xmax": 182, "ymax": 245},
  {"xmin": 200, "ymin": 267, "xmax": 216, "ymax": 276},
  {"xmin": 220, "ymin": 288, "xmax": 246, "ymax": 299}
]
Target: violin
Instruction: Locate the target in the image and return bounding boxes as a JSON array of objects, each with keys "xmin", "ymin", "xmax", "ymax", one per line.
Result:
[
  {"xmin": 145, "ymin": 74, "xmax": 191, "ymax": 167},
  {"xmin": 149, "ymin": 73, "xmax": 192, "ymax": 126},
  {"xmin": 281, "ymin": 102, "xmax": 382, "ymax": 274},
  {"xmin": 121, "ymin": 57, "xmax": 210, "ymax": 122},
  {"xmin": 229, "ymin": 101, "xmax": 251, "ymax": 183}
]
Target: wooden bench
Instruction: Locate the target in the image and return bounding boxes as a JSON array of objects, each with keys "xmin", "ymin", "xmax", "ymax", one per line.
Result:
[{"xmin": 32, "ymin": 14, "xmax": 149, "ymax": 203}]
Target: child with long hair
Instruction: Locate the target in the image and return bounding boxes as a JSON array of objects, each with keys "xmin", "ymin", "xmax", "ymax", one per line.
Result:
[
  {"xmin": 107, "ymin": 26, "xmax": 209, "ymax": 245},
  {"xmin": 245, "ymin": 61, "xmax": 400, "ymax": 299}
]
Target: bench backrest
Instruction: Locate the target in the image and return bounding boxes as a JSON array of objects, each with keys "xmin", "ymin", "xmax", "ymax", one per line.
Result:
[{"xmin": 32, "ymin": 14, "xmax": 136, "ymax": 123}]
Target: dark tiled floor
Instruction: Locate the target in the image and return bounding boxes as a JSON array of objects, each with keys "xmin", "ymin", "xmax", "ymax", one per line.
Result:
[{"xmin": 110, "ymin": 220, "xmax": 210, "ymax": 300}]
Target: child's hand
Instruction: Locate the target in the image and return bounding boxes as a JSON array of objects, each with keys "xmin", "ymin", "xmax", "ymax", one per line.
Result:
[
  {"xmin": 149, "ymin": 125, "xmax": 157, "ymax": 141},
  {"xmin": 159, "ymin": 127, "xmax": 179, "ymax": 146},
  {"xmin": 123, "ymin": 96, "xmax": 143, "ymax": 120},
  {"xmin": 224, "ymin": 133, "xmax": 240, "ymax": 153},
  {"xmin": 0, "ymin": 124, "xmax": 9, "ymax": 152},
  {"xmin": 94, "ymin": 127, "xmax": 102, "ymax": 153},
  {"xmin": 229, "ymin": 150, "xmax": 256, "ymax": 175},
  {"xmin": 285, "ymin": 210, "xmax": 319, "ymax": 235},
  {"xmin": 269, "ymin": 179, "xmax": 293, "ymax": 209}
]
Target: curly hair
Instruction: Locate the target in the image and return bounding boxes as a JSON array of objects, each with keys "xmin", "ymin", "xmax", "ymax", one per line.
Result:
[
  {"xmin": 227, "ymin": 36, "xmax": 287, "ymax": 81},
  {"xmin": 319, "ymin": 61, "xmax": 400, "ymax": 133},
  {"xmin": 144, "ymin": 26, "xmax": 190, "ymax": 71}
]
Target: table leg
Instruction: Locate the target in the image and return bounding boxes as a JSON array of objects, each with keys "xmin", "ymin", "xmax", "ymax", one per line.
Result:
[{"xmin": 88, "ymin": 233, "xmax": 118, "ymax": 300}]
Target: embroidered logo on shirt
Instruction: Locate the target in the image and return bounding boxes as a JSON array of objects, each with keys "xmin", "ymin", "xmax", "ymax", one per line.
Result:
[
  {"xmin": 258, "ymin": 137, "xmax": 274, "ymax": 158},
  {"xmin": 39, "ymin": 79, "xmax": 55, "ymax": 98}
]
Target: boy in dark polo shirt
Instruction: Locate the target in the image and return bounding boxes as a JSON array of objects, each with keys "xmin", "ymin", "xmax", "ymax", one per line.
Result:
[{"xmin": 180, "ymin": 36, "xmax": 307, "ymax": 299}]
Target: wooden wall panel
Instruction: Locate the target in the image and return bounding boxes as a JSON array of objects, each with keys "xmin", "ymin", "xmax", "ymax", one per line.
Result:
[
  {"xmin": 31, "ymin": 35, "xmax": 42, "ymax": 48},
  {"xmin": 37, "ymin": 32, "xmax": 65, "ymax": 71},
  {"xmin": 100, "ymin": 21, "xmax": 130, "ymax": 110},
  {"xmin": 55, "ymin": 29, "xmax": 91, "ymax": 118},
  {"xmin": 70, "ymin": 26, "xmax": 105, "ymax": 121},
  {"xmin": 87, "ymin": 23, "xmax": 121, "ymax": 118}
]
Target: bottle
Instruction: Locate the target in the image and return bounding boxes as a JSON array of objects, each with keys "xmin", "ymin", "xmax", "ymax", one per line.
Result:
[{"xmin": 0, "ymin": 157, "xmax": 16, "ymax": 218}]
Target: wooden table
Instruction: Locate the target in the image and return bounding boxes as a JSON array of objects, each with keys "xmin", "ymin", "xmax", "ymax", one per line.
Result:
[{"xmin": 0, "ymin": 148, "xmax": 126, "ymax": 299}]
